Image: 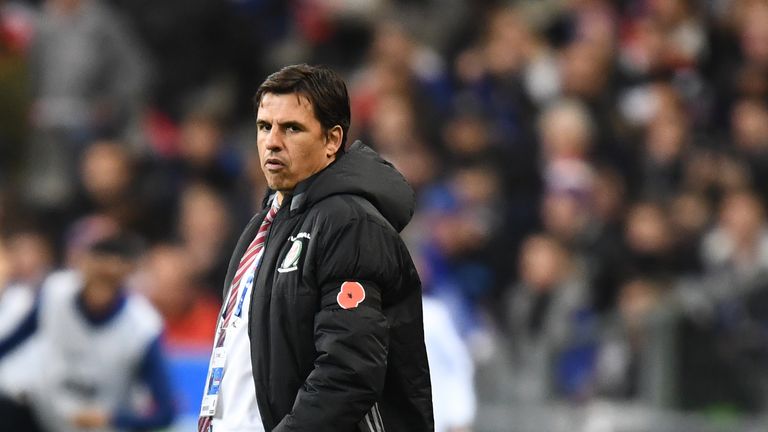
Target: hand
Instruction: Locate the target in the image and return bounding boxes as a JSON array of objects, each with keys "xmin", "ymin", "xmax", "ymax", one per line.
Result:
[{"xmin": 71, "ymin": 408, "xmax": 110, "ymax": 429}]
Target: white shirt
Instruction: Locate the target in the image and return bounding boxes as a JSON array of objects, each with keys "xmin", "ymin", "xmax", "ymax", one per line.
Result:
[
  {"xmin": 212, "ymin": 200, "xmax": 280, "ymax": 432},
  {"xmin": 211, "ymin": 252, "xmax": 264, "ymax": 432}
]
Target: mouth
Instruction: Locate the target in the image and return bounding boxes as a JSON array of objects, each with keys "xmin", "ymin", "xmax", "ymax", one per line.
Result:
[{"xmin": 265, "ymin": 158, "xmax": 285, "ymax": 171}]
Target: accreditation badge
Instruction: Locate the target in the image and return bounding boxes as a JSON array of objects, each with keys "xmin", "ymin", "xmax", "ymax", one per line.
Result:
[{"xmin": 199, "ymin": 346, "xmax": 227, "ymax": 417}]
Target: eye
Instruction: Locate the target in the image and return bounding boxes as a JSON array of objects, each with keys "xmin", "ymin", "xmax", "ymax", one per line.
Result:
[
  {"xmin": 257, "ymin": 122, "xmax": 271, "ymax": 132},
  {"xmin": 286, "ymin": 125, "xmax": 301, "ymax": 133}
]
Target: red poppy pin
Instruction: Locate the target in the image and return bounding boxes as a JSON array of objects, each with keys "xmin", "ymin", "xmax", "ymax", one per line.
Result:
[{"xmin": 337, "ymin": 281, "xmax": 366, "ymax": 309}]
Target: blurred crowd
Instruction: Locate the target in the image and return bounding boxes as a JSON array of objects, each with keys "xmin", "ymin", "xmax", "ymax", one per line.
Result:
[{"xmin": 2, "ymin": 0, "xmax": 768, "ymax": 430}]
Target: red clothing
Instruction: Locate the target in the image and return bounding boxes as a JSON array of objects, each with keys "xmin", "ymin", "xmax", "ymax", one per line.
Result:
[{"xmin": 162, "ymin": 297, "xmax": 220, "ymax": 350}]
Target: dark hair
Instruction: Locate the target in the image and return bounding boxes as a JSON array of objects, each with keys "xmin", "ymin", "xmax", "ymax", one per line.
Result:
[
  {"xmin": 89, "ymin": 233, "xmax": 145, "ymax": 260},
  {"xmin": 253, "ymin": 64, "xmax": 350, "ymax": 153}
]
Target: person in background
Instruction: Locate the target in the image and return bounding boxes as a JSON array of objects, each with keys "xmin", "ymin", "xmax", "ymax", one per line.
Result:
[
  {"xmin": 72, "ymin": 141, "xmax": 160, "ymax": 240},
  {"xmin": 418, "ymin": 162, "xmax": 502, "ymax": 343},
  {"xmin": 537, "ymin": 98, "xmax": 595, "ymax": 197},
  {"xmin": 141, "ymin": 243, "xmax": 220, "ymax": 350},
  {"xmin": 0, "ymin": 233, "xmax": 175, "ymax": 432},
  {"xmin": 701, "ymin": 189, "xmax": 768, "ymax": 281},
  {"xmin": 503, "ymin": 233, "xmax": 593, "ymax": 401},
  {"xmin": 0, "ymin": 0, "xmax": 35, "ymax": 183},
  {"xmin": 173, "ymin": 109, "xmax": 241, "ymax": 194},
  {"xmin": 635, "ymin": 86, "xmax": 690, "ymax": 202},
  {"xmin": 594, "ymin": 278, "xmax": 676, "ymax": 406},
  {"xmin": 422, "ymin": 295, "xmax": 476, "ymax": 432},
  {"xmin": 24, "ymin": 0, "xmax": 148, "ymax": 211},
  {"xmin": 176, "ymin": 183, "xmax": 234, "ymax": 296},
  {"xmin": 622, "ymin": 201, "xmax": 679, "ymax": 282},
  {"xmin": 0, "ymin": 227, "xmax": 53, "ymax": 341},
  {"xmin": 730, "ymin": 98, "xmax": 768, "ymax": 203},
  {"xmin": 4, "ymin": 228, "xmax": 54, "ymax": 288},
  {"xmin": 673, "ymin": 189, "xmax": 768, "ymax": 412}
]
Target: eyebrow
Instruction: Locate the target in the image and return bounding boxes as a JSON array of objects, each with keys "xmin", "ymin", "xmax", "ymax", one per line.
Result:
[
  {"xmin": 256, "ymin": 119, "xmax": 307, "ymax": 130},
  {"xmin": 280, "ymin": 120, "xmax": 305, "ymax": 129}
]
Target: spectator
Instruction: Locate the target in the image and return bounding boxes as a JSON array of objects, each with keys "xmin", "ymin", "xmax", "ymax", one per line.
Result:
[
  {"xmin": 701, "ymin": 189, "xmax": 768, "ymax": 279},
  {"xmin": 503, "ymin": 234, "xmax": 593, "ymax": 401},
  {"xmin": 24, "ymin": 0, "xmax": 148, "ymax": 210},
  {"xmin": 4, "ymin": 227, "xmax": 53, "ymax": 288},
  {"xmin": 63, "ymin": 214, "xmax": 121, "ymax": 269},
  {"xmin": 167, "ymin": 109, "xmax": 241, "ymax": 195},
  {"xmin": 635, "ymin": 85, "xmax": 690, "ymax": 201},
  {"xmin": 418, "ymin": 163, "xmax": 504, "ymax": 346},
  {"xmin": 70, "ymin": 141, "xmax": 163, "ymax": 240},
  {"xmin": 622, "ymin": 201, "xmax": 679, "ymax": 281},
  {"xmin": 730, "ymin": 98, "xmax": 768, "ymax": 202},
  {"xmin": 140, "ymin": 244, "xmax": 219, "ymax": 350},
  {"xmin": 648, "ymin": 0, "xmax": 708, "ymax": 69},
  {"xmin": 668, "ymin": 191, "xmax": 711, "ymax": 273},
  {"xmin": 674, "ymin": 189, "xmax": 768, "ymax": 412},
  {"xmin": 538, "ymin": 98, "xmax": 595, "ymax": 197},
  {"xmin": 454, "ymin": 6, "xmax": 539, "ymax": 155},
  {"xmin": 0, "ymin": 228, "xmax": 53, "ymax": 339},
  {"xmin": 176, "ymin": 183, "xmax": 234, "ymax": 296},
  {"xmin": 350, "ymin": 20, "xmax": 449, "ymax": 151},
  {"xmin": 0, "ymin": 0, "xmax": 35, "ymax": 183},
  {"xmin": 594, "ymin": 277, "xmax": 676, "ymax": 406},
  {"xmin": 0, "ymin": 234, "xmax": 174, "ymax": 432}
]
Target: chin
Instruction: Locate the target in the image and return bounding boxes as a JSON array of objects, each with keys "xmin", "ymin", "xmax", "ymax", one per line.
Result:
[{"xmin": 267, "ymin": 179, "xmax": 296, "ymax": 193}]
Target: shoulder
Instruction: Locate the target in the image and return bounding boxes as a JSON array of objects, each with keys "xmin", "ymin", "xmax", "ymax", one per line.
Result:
[
  {"xmin": 305, "ymin": 196, "xmax": 413, "ymax": 286},
  {"xmin": 0, "ymin": 284, "xmax": 36, "ymax": 338},
  {"xmin": 39, "ymin": 270, "xmax": 81, "ymax": 304},
  {"xmin": 123, "ymin": 293, "xmax": 163, "ymax": 339},
  {"xmin": 307, "ymin": 195, "xmax": 394, "ymax": 235}
]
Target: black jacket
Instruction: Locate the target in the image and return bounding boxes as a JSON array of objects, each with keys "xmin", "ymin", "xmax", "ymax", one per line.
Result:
[{"xmin": 223, "ymin": 141, "xmax": 434, "ymax": 431}]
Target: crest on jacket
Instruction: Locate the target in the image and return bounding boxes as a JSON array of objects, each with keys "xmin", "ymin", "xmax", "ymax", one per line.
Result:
[{"xmin": 277, "ymin": 239, "xmax": 302, "ymax": 273}]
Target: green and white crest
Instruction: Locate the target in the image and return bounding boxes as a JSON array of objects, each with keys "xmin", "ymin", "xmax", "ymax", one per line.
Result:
[{"xmin": 279, "ymin": 239, "xmax": 302, "ymax": 272}]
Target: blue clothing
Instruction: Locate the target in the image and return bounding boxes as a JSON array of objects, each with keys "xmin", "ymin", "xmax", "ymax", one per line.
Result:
[{"xmin": 112, "ymin": 337, "xmax": 176, "ymax": 430}]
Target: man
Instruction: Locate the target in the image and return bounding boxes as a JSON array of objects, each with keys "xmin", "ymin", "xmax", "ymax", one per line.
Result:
[
  {"xmin": 198, "ymin": 64, "xmax": 433, "ymax": 432},
  {"xmin": 0, "ymin": 234, "xmax": 175, "ymax": 432}
]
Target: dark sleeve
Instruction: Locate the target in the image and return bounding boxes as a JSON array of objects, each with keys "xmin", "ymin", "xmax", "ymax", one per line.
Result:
[
  {"xmin": 0, "ymin": 301, "xmax": 39, "ymax": 359},
  {"xmin": 273, "ymin": 217, "xmax": 394, "ymax": 432},
  {"xmin": 111, "ymin": 336, "xmax": 175, "ymax": 430}
]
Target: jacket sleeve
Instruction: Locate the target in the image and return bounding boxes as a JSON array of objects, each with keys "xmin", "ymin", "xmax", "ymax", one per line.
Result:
[
  {"xmin": 273, "ymin": 217, "xmax": 394, "ymax": 432},
  {"xmin": 0, "ymin": 300, "xmax": 39, "ymax": 359}
]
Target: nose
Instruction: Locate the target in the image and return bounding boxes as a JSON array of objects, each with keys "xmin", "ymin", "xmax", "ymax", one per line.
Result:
[{"xmin": 264, "ymin": 127, "xmax": 283, "ymax": 153}]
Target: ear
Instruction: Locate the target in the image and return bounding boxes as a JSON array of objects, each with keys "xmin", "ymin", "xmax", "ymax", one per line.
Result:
[{"xmin": 324, "ymin": 125, "xmax": 343, "ymax": 158}]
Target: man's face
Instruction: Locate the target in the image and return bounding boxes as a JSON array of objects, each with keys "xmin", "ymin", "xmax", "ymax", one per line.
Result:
[
  {"xmin": 82, "ymin": 253, "xmax": 133, "ymax": 287},
  {"xmin": 256, "ymin": 93, "xmax": 341, "ymax": 193},
  {"xmin": 80, "ymin": 253, "xmax": 133, "ymax": 312}
]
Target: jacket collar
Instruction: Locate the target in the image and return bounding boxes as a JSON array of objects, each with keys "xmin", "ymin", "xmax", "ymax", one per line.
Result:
[{"xmin": 260, "ymin": 154, "xmax": 344, "ymax": 216}]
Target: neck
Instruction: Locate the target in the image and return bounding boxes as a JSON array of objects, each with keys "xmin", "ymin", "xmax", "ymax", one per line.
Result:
[
  {"xmin": 77, "ymin": 283, "xmax": 126, "ymax": 325},
  {"xmin": 274, "ymin": 154, "xmax": 338, "ymax": 206}
]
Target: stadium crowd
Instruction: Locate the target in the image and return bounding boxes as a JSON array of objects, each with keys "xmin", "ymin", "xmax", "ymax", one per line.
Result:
[{"xmin": 2, "ymin": 0, "xmax": 768, "ymax": 430}]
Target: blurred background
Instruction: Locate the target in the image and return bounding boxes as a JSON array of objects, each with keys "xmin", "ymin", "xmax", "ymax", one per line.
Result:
[{"xmin": 2, "ymin": 0, "xmax": 768, "ymax": 431}]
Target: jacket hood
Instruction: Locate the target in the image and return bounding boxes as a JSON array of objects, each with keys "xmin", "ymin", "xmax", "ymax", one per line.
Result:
[{"xmin": 287, "ymin": 141, "xmax": 415, "ymax": 232}]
